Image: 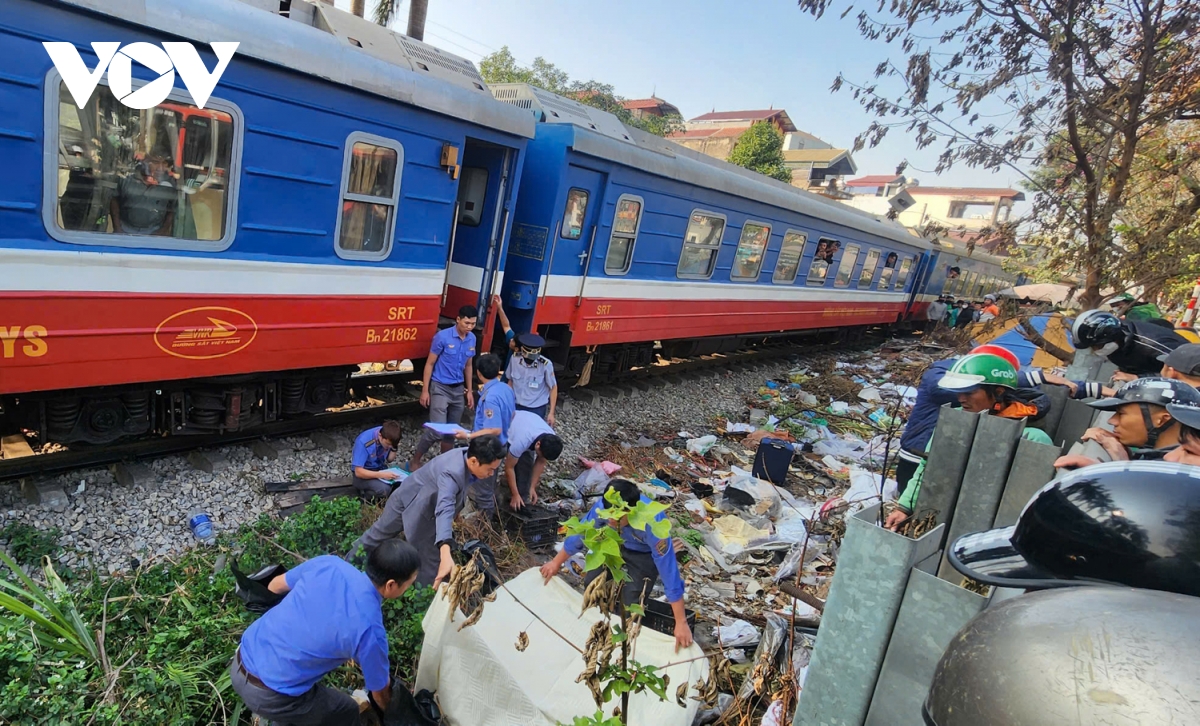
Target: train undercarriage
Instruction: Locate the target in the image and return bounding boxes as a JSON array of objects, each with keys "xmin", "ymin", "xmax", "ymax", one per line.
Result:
[{"xmin": 2, "ymin": 366, "xmax": 354, "ymax": 446}]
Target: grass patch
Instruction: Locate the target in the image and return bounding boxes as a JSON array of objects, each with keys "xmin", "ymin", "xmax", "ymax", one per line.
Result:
[{"xmin": 0, "ymin": 497, "xmax": 436, "ymax": 725}]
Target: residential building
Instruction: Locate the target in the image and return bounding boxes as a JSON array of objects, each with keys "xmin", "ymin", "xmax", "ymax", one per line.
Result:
[
  {"xmin": 841, "ymin": 176, "xmax": 1024, "ymax": 230},
  {"xmin": 620, "ymin": 96, "xmax": 681, "ymax": 120},
  {"xmin": 668, "ymin": 108, "xmax": 856, "ymax": 194}
]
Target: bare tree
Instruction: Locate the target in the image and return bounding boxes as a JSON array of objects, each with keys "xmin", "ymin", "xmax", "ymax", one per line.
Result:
[{"xmin": 797, "ymin": 0, "xmax": 1200, "ymax": 308}]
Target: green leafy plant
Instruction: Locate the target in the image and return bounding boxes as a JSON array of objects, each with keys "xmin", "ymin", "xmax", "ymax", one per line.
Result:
[
  {"xmin": 0, "ymin": 548, "xmax": 98, "ymax": 662},
  {"xmin": 558, "ymin": 489, "xmax": 676, "ymax": 726},
  {"xmin": 0, "ymin": 521, "xmax": 61, "ymax": 566}
]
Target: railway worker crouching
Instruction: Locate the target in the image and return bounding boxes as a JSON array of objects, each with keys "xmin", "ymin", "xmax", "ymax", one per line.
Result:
[
  {"xmin": 350, "ymin": 420, "xmax": 403, "ymax": 498},
  {"xmin": 1053, "ymin": 377, "xmax": 1200, "ymax": 470},
  {"xmin": 501, "ymin": 410, "xmax": 563, "ymax": 511},
  {"xmin": 231, "ymin": 539, "xmax": 420, "ymax": 724},
  {"xmin": 352, "ymin": 435, "xmax": 505, "ymax": 587},
  {"xmin": 457, "ymin": 353, "xmax": 515, "ymax": 516},
  {"xmin": 409, "ymin": 306, "xmax": 477, "ymax": 472},
  {"xmin": 506, "ymin": 332, "xmax": 558, "ymax": 424},
  {"xmin": 885, "ymin": 353, "xmax": 1053, "ymax": 531},
  {"xmin": 540, "ymin": 479, "xmax": 693, "ymax": 652}
]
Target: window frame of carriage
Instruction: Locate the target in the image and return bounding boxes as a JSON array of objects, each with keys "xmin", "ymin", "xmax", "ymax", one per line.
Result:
[
  {"xmin": 895, "ymin": 256, "xmax": 914, "ymax": 290},
  {"xmin": 604, "ymin": 194, "xmax": 645, "ymax": 276},
  {"xmin": 333, "ymin": 131, "xmax": 405, "ymax": 262},
  {"xmin": 772, "ymin": 229, "xmax": 809, "ymax": 284},
  {"xmin": 42, "ymin": 69, "xmax": 244, "ymax": 252},
  {"xmin": 833, "ymin": 244, "xmax": 861, "ymax": 288},
  {"xmin": 676, "ymin": 209, "xmax": 728, "ymax": 280},
  {"xmin": 857, "ymin": 248, "xmax": 881, "ymax": 289},
  {"xmin": 730, "ymin": 219, "xmax": 773, "ymax": 282},
  {"xmin": 805, "ymin": 237, "xmax": 841, "ymax": 286}
]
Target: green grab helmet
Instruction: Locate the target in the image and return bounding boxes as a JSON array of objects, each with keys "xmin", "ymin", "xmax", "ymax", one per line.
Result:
[{"xmin": 938, "ymin": 353, "xmax": 1019, "ymax": 392}]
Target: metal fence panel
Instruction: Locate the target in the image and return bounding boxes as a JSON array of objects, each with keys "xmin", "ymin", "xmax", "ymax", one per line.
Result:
[{"xmin": 794, "ymin": 504, "xmax": 944, "ymax": 726}]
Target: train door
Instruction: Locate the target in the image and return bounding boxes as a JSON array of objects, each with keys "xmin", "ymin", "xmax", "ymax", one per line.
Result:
[
  {"xmin": 561, "ymin": 166, "xmax": 608, "ymax": 307},
  {"xmin": 441, "ymin": 139, "xmax": 516, "ymax": 348}
]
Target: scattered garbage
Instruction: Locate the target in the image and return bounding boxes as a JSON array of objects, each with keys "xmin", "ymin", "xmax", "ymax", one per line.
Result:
[
  {"xmin": 188, "ymin": 509, "xmax": 216, "ymax": 546},
  {"xmin": 726, "ymin": 420, "xmax": 756, "ymax": 433},
  {"xmin": 687, "ymin": 434, "xmax": 718, "ymax": 456},
  {"xmin": 713, "ymin": 618, "xmax": 760, "ymax": 647}
]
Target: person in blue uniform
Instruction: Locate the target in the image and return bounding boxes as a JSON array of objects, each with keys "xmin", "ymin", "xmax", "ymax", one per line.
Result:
[
  {"xmin": 502, "ymin": 410, "xmax": 563, "ymax": 510},
  {"xmin": 409, "ymin": 306, "xmax": 477, "ymax": 471},
  {"xmin": 506, "ymin": 333, "xmax": 558, "ymax": 424},
  {"xmin": 231, "ymin": 539, "xmax": 420, "ymax": 725},
  {"xmin": 354, "ymin": 436, "xmax": 506, "ymax": 587},
  {"xmin": 350, "ymin": 420, "xmax": 402, "ymax": 498},
  {"xmin": 540, "ymin": 479, "xmax": 693, "ymax": 652},
  {"xmin": 455, "ymin": 353, "xmax": 515, "ymax": 515},
  {"xmin": 491, "ymin": 294, "xmax": 519, "ymax": 374}
]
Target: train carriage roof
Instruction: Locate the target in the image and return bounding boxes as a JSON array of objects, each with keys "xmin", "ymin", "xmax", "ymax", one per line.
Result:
[
  {"xmin": 491, "ymin": 83, "xmax": 933, "ymax": 251},
  {"xmin": 51, "ymin": 0, "xmax": 535, "ymax": 139}
]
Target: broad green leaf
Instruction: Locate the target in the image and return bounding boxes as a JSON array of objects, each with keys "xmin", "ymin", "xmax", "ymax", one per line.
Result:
[
  {"xmin": 649, "ymin": 519, "xmax": 672, "ymax": 540},
  {"xmin": 584, "ymin": 550, "xmax": 607, "ymax": 572},
  {"xmin": 626, "ymin": 603, "xmax": 645, "ymax": 617},
  {"xmin": 627, "ymin": 500, "xmax": 669, "ymax": 533}
]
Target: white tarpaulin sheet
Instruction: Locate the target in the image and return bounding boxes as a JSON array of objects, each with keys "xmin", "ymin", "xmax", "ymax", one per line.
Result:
[{"xmin": 416, "ymin": 568, "xmax": 709, "ymax": 726}]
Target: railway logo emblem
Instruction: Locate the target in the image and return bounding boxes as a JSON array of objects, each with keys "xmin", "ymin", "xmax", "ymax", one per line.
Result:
[
  {"xmin": 155, "ymin": 307, "xmax": 257, "ymax": 360},
  {"xmin": 44, "ymin": 41, "xmax": 239, "ymax": 110}
]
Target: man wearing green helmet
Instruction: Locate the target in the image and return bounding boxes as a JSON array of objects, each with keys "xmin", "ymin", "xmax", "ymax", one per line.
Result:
[
  {"xmin": 885, "ymin": 353, "xmax": 1053, "ymax": 531},
  {"xmin": 1107, "ymin": 292, "xmax": 1164, "ymax": 323}
]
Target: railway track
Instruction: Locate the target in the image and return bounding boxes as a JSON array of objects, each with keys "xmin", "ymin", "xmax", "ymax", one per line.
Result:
[{"xmin": 0, "ymin": 333, "xmax": 883, "ymax": 484}]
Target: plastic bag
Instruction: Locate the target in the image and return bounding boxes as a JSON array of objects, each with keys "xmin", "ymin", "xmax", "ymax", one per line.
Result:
[
  {"xmin": 708, "ymin": 515, "xmax": 770, "ymax": 557},
  {"xmin": 760, "ymin": 700, "xmax": 784, "ymax": 726},
  {"xmin": 687, "ymin": 435, "xmax": 718, "ymax": 455},
  {"xmin": 858, "ymin": 387, "xmax": 882, "ymax": 402},
  {"xmin": 773, "ymin": 511, "xmax": 809, "ymax": 545},
  {"xmin": 721, "ymin": 469, "xmax": 781, "ymax": 519},
  {"xmin": 577, "ymin": 458, "xmax": 622, "ymax": 476},
  {"xmin": 232, "ymin": 562, "xmax": 286, "ymax": 613},
  {"xmin": 813, "ymin": 437, "xmax": 869, "ymax": 461},
  {"xmin": 573, "ymin": 466, "xmax": 610, "ymax": 497},
  {"xmin": 845, "ymin": 467, "xmax": 897, "ymax": 506},
  {"xmin": 713, "ymin": 618, "xmax": 760, "ymax": 647},
  {"xmin": 772, "ymin": 540, "xmax": 821, "ymax": 583},
  {"xmin": 737, "ymin": 613, "xmax": 789, "ymax": 701}
]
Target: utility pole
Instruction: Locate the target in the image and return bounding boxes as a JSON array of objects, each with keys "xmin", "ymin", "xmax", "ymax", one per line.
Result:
[{"xmin": 407, "ymin": 0, "xmax": 427, "ymax": 40}]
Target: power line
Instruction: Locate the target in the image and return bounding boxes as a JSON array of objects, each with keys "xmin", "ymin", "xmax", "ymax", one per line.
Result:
[{"xmin": 424, "ymin": 31, "xmax": 486, "ymax": 59}]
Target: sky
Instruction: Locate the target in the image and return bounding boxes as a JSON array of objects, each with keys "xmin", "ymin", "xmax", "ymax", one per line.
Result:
[{"xmin": 334, "ymin": 0, "xmax": 1029, "ymax": 194}]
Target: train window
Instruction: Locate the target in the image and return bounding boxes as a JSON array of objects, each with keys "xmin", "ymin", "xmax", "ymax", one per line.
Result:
[
  {"xmin": 46, "ymin": 76, "xmax": 241, "ymax": 251},
  {"xmin": 456, "ymin": 167, "xmax": 488, "ymax": 227},
  {"xmin": 895, "ymin": 257, "xmax": 913, "ymax": 290},
  {"xmin": 878, "ymin": 251, "xmax": 898, "ymax": 290},
  {"xmin": 335, "ymin": 133, "xmax": 404, "ymax": 261},
  {"xmin": 857, "ymin": 249, "xmax": 881, "ymax": 289},
  {"xmin": 561, "ymin": 188, "xmax": 589, "ymax": 240},
  {"xmin": 806, "ymin": 238, "xmax": 840, "ymax": 285},
  {"xmin": 732, "ymin": 221, "xmax": 771, "ymax": 280},
  {"xmin": 605, "ymin": 195, "xmax": 644, "ymax": 275},
  {"xmin": 773, "ymin": 230, "xmax": 808, "ymax": 283},
  {"xmin": 834, "ymin": 244, "xmax": 860, "ymax": 288},
  {"xmin": 677, "ymin": 210, "xmax": 727, "ymax": 279}
]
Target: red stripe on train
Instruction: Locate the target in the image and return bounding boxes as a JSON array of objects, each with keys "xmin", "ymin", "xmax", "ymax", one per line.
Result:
[{"xmin": 0, "ymin": 292, "xmax": 440, "ymax": 395}]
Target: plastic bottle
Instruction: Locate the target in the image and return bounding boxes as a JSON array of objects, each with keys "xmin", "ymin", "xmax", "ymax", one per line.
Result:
[{"xmin": 188, "ymin": 510, "xmax": 216, "ymax": 546}]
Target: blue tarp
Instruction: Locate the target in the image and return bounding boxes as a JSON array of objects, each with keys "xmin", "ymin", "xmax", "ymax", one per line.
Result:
[{"xmin": 979, "ymin": 314, "xmax": 1075, "ymax": 367}]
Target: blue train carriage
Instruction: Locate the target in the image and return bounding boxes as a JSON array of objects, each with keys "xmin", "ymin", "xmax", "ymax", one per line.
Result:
[
  {"xmin": 489, "ymin": 84, "xmax": 936, "ymax": 381},
  {"xmin": 925, "ymin": 243, "xmax": 1026, "ymax": 302},
  {"xmin": 0, "ymin": 0, "xmax": 532, "ymax": 443}
]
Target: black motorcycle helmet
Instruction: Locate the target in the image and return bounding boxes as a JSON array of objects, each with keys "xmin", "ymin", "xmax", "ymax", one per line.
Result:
[
  {"xmin": 949, "ymin": 461, "xmax": 1200, "ymax": 596},
  {"xmin": 1088, "ymin": 376, "xmax": 1200, "ymax": 447},
  {"xmin": 924, "ymin": 587, "xmax": 1200, "ymax": 726},
  {"xmin": 1070, "ymin": 309, "xmax": 1123, "ymax": 350}
]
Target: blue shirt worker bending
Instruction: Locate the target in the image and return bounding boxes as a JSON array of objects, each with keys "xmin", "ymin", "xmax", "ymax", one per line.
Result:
[
  {"xmin": 409, "ymin": 306, "xmax": 477, "ymax": 471},
  {"xmin": 540, "ymin": 479, "xmax": 693, "ymax": 652},
  {"xmin": 350, "ymin": 420, "xmax": 402, "ymax": 498},
  {"xmin": 231, "ymin": 540, "xmax": 420, "ymax": 725},
  {"xmin": 502, "ymin": 410, "xmax": 563, "ymax": 510},
  {"xmin": 354, "ymin": 436, "xmax": 505, "ymax": 587},
  {"xmin": 454, "ymin": 353, "xmax": 515, "ymax": 514},
  {"xmin": 506, "ymin": 332, "xmax": 558, "ymax": 424}
]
